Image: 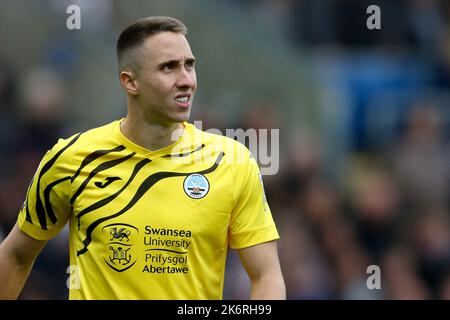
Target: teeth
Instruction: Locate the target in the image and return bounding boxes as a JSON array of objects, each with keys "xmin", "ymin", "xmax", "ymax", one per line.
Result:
[{"xmin": 176, "ymin": 96, "xmax": 189, "ymax": 103}]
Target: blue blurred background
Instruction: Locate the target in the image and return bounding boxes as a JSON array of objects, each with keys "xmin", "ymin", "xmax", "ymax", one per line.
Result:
[{"xmin": 0, "ymin": 0, "xmax": 449, "ymax": 299}]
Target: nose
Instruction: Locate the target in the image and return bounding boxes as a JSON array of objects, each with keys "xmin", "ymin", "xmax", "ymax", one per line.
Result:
[{"xmin": 176, "ymin": 68, "xmax": 196, "ymax": 89}]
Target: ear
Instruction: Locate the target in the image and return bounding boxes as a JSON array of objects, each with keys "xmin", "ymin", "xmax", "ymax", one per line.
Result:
[{"xmin": 119, "ymin": 70, "xmax": 138, "ymax": 96}]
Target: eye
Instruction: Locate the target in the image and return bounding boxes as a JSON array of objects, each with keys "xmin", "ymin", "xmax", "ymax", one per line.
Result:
[
  {"xmin": 162, "ymin": 64, "xmax": 173, "ymax": 72},
  {"xmin": 160, "ymin": 61, "xmax": 177, "ymax": 72},
  {"xmin": 185, "ymin": 60, "xmax": 195, "ymax": 71}
]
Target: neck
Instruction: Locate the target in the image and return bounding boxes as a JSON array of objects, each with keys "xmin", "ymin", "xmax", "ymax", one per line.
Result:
[{"xmin": 120, "ymin": 115, "xmax": 185, "ymax": 151}]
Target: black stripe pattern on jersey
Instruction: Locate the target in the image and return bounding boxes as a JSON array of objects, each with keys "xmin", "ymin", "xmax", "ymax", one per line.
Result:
[
  {"xmin": 28, "ymin": 138, "xmax": 130, "ymax": 231},
  {"xmin": 35, "ymin": 133, "xmax": 81, "ymax": 230},
  {"xmin": 24, "ymin": 178, "xmax": 35, "ymax": 223},
  {"xmin": 71, "ymin": 145, "xmax": 126, "ymax": 183},
  {"xmin": 44, "ymin": 176, "xmax": 72, "ymax": 224},
  {"xmin": 77, "ymin": 151, "xmax": 225, "ymax": 256},
  {"xmin": 76, "ymin": 158, "xmax": 151, "ymax": 226},
  {"xmin": 25, "ymin": 200, "xmax": 32, "ymax": 223},
  {"xmin": 70, "ymin": 152, "xmax": 136, "ymax": 205},
  {"xmin": 162, "ymin": 144, "xmax": 205, "ymax": 158}
]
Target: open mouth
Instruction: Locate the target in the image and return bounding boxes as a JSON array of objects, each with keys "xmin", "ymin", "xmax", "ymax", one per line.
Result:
[{"xmin": 175, "ymin": 94, "xmax": 191, "ymax": 107}]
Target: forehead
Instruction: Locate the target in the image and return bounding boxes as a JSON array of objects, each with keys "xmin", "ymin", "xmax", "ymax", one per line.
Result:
[{"xmin": 141, "ymin": 32, "xmax": 194, "ymax": 64}]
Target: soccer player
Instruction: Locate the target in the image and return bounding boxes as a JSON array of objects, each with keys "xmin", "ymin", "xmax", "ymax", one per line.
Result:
[{"xmin": 0, "ymin": 16, "xmax": 285, "ymax": 300}]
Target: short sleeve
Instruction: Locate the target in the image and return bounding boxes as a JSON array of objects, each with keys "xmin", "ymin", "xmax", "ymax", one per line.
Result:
[
  {"xmin": 228, "ymin": 147, "xmax": 280, "ymax": 249},
  {"xmin": 17, "ymin": 134, "xmax": 80, "ymax": 240}
]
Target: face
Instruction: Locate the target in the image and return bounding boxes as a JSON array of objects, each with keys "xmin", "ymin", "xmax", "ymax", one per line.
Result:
[{"xmin": 133, "ymin": 31, "xmax": 197, "ymax": 126}]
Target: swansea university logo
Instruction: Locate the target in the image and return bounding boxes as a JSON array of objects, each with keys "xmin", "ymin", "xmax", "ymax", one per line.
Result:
[
  {"xmin": 183, "ymin": 174, "xmax": 210, "ymax": 199},
  {"xmin": 102, "ymin": 223, "xmax": 139, "ymax": 272}
]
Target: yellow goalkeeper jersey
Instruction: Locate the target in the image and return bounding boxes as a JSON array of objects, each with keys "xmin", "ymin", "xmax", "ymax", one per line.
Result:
[{"xmin": 17, "ymin": 119, "xmax": 279, "ymax": 300}]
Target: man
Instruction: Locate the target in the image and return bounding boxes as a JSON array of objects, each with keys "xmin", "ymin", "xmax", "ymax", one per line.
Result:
[{"xmin": 0, "ymin": 16, "xmax": 285, "ymax": 300}]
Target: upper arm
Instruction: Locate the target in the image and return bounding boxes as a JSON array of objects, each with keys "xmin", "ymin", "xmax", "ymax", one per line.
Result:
[
  {"xmin": 0, "ymin": 224, "xmax": 48, "ymax": 300},
  {"xmin": 237, "ymin": 240, "xmax": 283, "ymax": 282},
  {"xmin": 228, "ymin": 147, "xmax": 279, "ymax": 249},
  {"xmin": 18, "ymin": 134, "xmax": 78, "ymax": 241},
  {"xmin": 1, "ymin": 223, "xmax": 47, "ymax": 267}
]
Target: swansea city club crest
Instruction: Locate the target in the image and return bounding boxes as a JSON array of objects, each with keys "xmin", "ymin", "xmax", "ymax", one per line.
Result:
[{"xmin": 183, "ymin": 173, "xmax": 209, "ymax": 199}]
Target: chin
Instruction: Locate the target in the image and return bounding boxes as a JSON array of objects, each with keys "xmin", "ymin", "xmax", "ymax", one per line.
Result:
[{"xmin": 173, "ymin": 111, "xmax": 191, "ymax": 123}]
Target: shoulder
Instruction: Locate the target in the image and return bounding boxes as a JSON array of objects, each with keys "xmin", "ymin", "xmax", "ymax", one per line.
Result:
[
  {"xmin": 58, "ymin": 121, "xmax": 116, "ymax": 148},
  {"xmin": 49, "ymin": 121, "xmax": 117, "ymax": 152},
  {"xmin": 43, "ymin": 121, "xmax": 119, "ymax": 169},
  {"xmin": 189, "ymin": 124, "xmax": 253, "ymax": 165}
]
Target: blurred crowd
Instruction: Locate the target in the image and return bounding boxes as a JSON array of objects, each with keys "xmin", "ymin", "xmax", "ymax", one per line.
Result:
[
  {"xmin": 222, "ymin": 0, "xmax": 450, "ymax": 300},
  {"xmin": 222, "ymin": 100, "xmax": 450, "ymax": 299},
  {"xmin": 1, "ymin": 0, "xmax": 450, "ymax": 299}
]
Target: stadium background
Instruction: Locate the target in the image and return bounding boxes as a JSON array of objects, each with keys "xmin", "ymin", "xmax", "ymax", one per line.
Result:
[{"xmin": 0, "ymin": 0, "xmax": 449, "ymax": 299}]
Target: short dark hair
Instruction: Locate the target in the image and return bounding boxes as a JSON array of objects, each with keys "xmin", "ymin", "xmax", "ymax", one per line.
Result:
[{"xmin": 117, "ymin": 16, "xmax": 187, "ymax": 72}]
